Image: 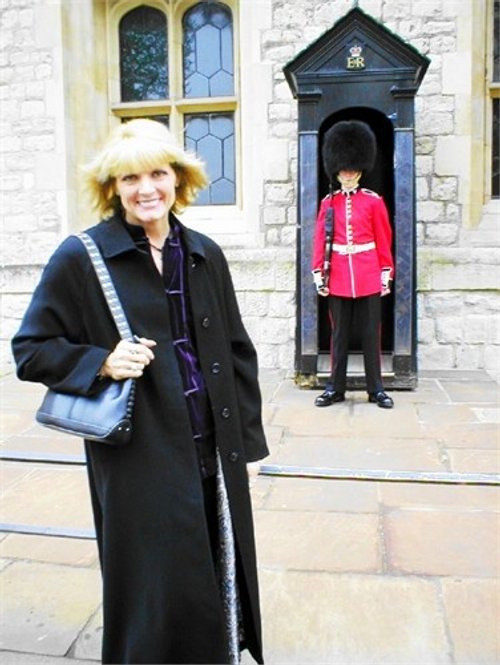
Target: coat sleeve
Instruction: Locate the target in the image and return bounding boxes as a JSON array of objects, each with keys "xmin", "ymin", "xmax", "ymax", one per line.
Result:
[
  {"xmin": 372, "ymin": 196, "xmax": 394, "ymax": 279},
  {"xmin": 311, "ymin": 198, "xmax": 328, "ymax": 272},
  {"xmin": 218, "ymin": 250, "xmax": 269, "ymax": 463},
  {"xmin": 11, "ymin": 236, "xmax": 111, "ymax": 395}
]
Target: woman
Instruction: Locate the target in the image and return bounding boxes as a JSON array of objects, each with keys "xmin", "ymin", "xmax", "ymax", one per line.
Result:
[{"xmin": 12, "ymin": 119, "xmax": 269, "ymax": 664}]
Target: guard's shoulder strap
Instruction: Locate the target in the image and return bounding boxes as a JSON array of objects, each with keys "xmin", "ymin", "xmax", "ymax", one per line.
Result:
[
  {"xmin": 361, "ymin": 188, "xmax": 381, "ymax": 198},
  {"xmin": 322, "ymin": 189, "xmax": 341, "ymax": 201}
]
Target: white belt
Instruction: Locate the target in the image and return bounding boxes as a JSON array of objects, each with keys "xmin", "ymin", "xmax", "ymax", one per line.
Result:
[{"xmin": 332, "ymin": 242, "xmax": 376, "ymax": 255}]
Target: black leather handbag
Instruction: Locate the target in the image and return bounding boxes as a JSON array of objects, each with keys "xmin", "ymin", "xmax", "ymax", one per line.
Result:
[{"xmin": 36, "ymin": 233, "xmax": 135, "ymax": 446}]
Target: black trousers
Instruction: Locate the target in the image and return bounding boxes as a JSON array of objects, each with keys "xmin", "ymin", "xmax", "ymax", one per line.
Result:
[{"xmin": 326, "ymin": 294, "xmax": 384, "ymax": 394}]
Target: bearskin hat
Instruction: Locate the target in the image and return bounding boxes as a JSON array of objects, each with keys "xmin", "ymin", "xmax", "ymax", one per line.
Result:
[{"xmin": 322, "ymin": 120, "xmax": 377, "ymax": 181}]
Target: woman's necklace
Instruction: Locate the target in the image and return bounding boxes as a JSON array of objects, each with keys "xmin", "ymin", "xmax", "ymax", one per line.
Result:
[{"xmin": 148, "ymin": 240, "xmax": 164, "ymax": 253}]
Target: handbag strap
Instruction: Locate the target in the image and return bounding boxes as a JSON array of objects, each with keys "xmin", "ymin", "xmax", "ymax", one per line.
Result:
[{"xmin": 76, "ymin": 232, "xmax": 133, "ymax": 341}]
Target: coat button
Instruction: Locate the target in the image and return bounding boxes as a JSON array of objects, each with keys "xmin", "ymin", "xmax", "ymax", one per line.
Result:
[
  {"xmin": 211, "ymin": 362, "xmax": 221, "ymax": 374},
  {"xmin": 221, "ymin": 407, "xmax": 231, "ymax": 419},
  {"xmin": 201, "ymin": 317, "xmax": 210, "ymax": 328},
  {"xmin": 228, "ymin": 451, "xmax": 239, "ymax": 462}
]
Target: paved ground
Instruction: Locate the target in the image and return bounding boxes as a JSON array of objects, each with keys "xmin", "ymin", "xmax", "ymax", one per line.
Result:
[{"xmin": 1, "ymin": 369, "xmax": 499, "ymax": 664}]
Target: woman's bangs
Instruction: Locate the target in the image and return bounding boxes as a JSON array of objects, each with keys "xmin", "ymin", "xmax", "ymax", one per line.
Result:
[{"xmin": 104, "ymin": 139, "xmax": 179, "ymax": 179}]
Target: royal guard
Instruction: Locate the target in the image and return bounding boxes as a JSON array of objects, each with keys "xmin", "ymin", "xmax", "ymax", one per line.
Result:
[{"xmin": 312, "ymin": 120, "xmax": 395, "ymax": 408}]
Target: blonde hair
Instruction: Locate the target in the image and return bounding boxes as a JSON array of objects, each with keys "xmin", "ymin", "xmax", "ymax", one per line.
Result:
[{"xmin": 82, "ymin": 118, "xmax": 208, "ymax": 217}]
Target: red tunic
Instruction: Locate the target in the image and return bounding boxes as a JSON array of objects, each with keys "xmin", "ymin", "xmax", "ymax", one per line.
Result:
[{"xmin": 312, "ymin": 188, "xmax": 394, "ymax": 298}]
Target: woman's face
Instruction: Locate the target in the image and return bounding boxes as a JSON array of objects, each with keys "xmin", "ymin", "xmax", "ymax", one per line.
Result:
[{"xmin": 114, "ymin": 164, "xmax": 177, "ymax": 227}]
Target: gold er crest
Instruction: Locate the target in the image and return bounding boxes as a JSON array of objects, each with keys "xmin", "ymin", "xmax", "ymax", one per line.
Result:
[{"xmin": 346, "ymin": 44, "xmax": 365, "ymax": 70}]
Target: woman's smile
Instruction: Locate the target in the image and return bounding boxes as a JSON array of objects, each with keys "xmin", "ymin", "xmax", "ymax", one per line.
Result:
[{"xmin": 115, "ymin": 164, "xmax": 177, "ymax": 227}]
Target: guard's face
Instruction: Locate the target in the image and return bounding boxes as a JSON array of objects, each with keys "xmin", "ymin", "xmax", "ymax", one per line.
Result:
[
  {"xmin": 337, "ymin": 170, "xmax": 362, "ymax": 190},
  {"xmin": 115, "ymin": 164, "xmax": 177, "ymax": 227}
]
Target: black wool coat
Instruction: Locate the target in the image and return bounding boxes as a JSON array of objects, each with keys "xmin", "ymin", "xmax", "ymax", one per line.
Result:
[{"xmin": 12, "ymin": 215, "xmax": 269, "ymax": 664}]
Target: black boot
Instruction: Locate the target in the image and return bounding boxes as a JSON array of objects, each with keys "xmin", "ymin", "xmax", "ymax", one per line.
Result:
[
  {"xmin": 314, "ymin": 390, "xmax": 345, "ymax": 407},
  {"xmin": 368, "ymin": 391, "xmax": 394, "ymax": 409}
]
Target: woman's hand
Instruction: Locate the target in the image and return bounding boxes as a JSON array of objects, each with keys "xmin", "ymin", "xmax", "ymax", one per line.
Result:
[{"xmin": 98, "ymin": 337, "xmax": 157, "ymax": 381}]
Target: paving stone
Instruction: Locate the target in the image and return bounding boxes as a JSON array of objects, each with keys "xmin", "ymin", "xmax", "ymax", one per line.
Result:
[
  {"xmin": 1, "ymin": 462, "xmax": 94, "ymax": 531},
  {"xmin": 438, "ymin": 380, "xmax": 500, "ymax": 404},
  {"xmin": 472, "ymin": 407, "xmax": 500, "ymax": 423},
  {"xmin": 441, "ymin": 577, "xmax": 500, "ymax": 664},
  {"xmin": 273, "ymin": 435, "xmax": 445, "ymax": 472},
  {"xmin": 250, "ymin": 476, "xmax": 274, "ymax": 510},
  {"xmin": 0, "ymin": 561, "xmax": 100, "ymax": 656},
  {"xmin": 379, "ymin": 481, "xmax": 500, "ymax": 512},
  {"xmin": 272, "ymin": 400, "xmax": 425, "ymax": 438},
  {"xmin": 259, "ymin": 569, "xmax": 450, "ymax": 664},
  {"xmin": 270, "ymin": 402, "xmax": 353, "ymax": 435},
  {"xmin": 401, "ymin": 378, "xmax": 450, "ymax": 403},
  {"xmin": 0, "ymin": 410, "xmax": 40, "ymax": 439},
  {"xmin": 448, "ymin": 448, "xmax": 500, "ymax": 474},
  {"xmin": 263, "ymin": 477, "xmax": 379, "ymax": 513},
  {"xmin": 0, "ymin": 461, "xmax": 36, "ymax": 492},
  {"xmin": 0, "ymin": 534, "xmax": 98, "ymax": 567},
  {"xmin": 72, "ymin": 606, "xmax": 102, "ymax": 661},
  {"xmin": 417, "ymin": 403, "xmax": 480, "ymax": 425},
  {"xmin": 422, "ymin": 421, "xmax": 500, "ymax": 449},
  {"xmin": 261, "ymin": 424, "xmax": 284, "ymax": 450},
  {"xmin": 0, "ymin": 558, "xmax": 13, "ymax": 572},
  {"xmin": 0, "ymin": 652, "xmax": 91, "ymax": 664},
  {"xmin": 2, "ymin": 429, "xmax": 83, "ymax": 457},
  {"xmin": 255, "ymin": 510, "xmax": 381, "ymax": 573},
  {"xmin": 385, "ymin": 509, "xmax": 500, "ymax": 577}
]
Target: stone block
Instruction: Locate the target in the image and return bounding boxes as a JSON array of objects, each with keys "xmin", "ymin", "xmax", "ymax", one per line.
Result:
[
  {"xmin": 380, "ymin": 482, "xmax": 500, "ymax": 513},
  {"xmin": 0, "ymin": 462, "xmax": 94, "ymax": 532},
  {"xmin": 0, "ymin": 560, "xmax": 100, "ymax": 656},
  {"xmin": 262, "ymin": 206, "xmax": 286, "ymax": 226},
  {"xmin": 255, "ymin": 510, "xmax": 381, "ymax": 573},
  {"xmin": 73, "ymin": 606, "xmax": 103, "ymax": 661},
  {"xmin": 431, "ymin": 176, "xmax": 458, "ymax": 201},
  {"xmin": 270, "ymin": 432, "xmax": 445, "ymax": 473},
  {"xmin": 425, "ymin": 222, "xmax": 459, "ymax": 244},
  {"xmin": 263, "ymin": 139, "xmax": 289, "ymax": 181},
  {"xmin": 442, "ymin": 578, "xmax": 500, "ymax": 664},
  {"xmin": 417, "ymin": 200, "xmax": 445, "ymax": 222},
  {"xmin": 268, "ymin": 291, "xmax": 295, "ymax": 318},
  {"xmin": 20, "ymin": 100, "xmax": 45, "ymax": 118},
  {"xmin": 385, "ymin": 509, "xmax": 500, "ymax": 577},
  {"xmin": 464, "ymin": 315, "xmax": 495, "ymax": 344},
  {"xmin": 417, "ymin": 111, "xmax": 454, "ymax": 136},
  {"xmin": 454, "ymin": 344, "xmax": 484, "ymax": 371},
  {"xmin": 417, "ymin": 317, "xmax": 436, "ymax": 344},
  {"xmin": 435, "ymin": 316, "xmax": 463, "ymax": 344},
  {"xmin": 264, "ymin": 477, "xmax": 379, "ymax": 514},
  {"xmin": 435, "ymin": 135, "xmax": 470, "ymax": 176},
  {"xmin": 264, "ymin": 183, "xmax": 294, "ymax": 204},
  {"xmin": 442, "ymin": 52, "xmax": 471, "ymax": 94},
  {"xmin": 259, "ymin": 569, "xmax": 449, "ymax": 664},
  {"xmin": 448, "ymin": 448, "xmax": 500, "ymax": 474},
  {"xmin": 0, "ymin": 534, "xmax": 98, "ymax": 567},
  {"xmin": 418, "ymin": 344, "xmax": 455, "ymax": 370}
]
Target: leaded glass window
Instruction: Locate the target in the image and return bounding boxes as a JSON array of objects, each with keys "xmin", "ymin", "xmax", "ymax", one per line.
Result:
[
  {"xmin": 113, "ymin": 2, "xmax": 237, "ymax": 206},
  {"xmin": 183, "ymin": 2, "xmax": 234, "ymax": 98},
  {"xmin": 119, "ymin": 6, "xmax": 168, "ymax": 102},
  {"xmin": 185, "ymin": 113, "xmax": 235, "ymax": 205}
]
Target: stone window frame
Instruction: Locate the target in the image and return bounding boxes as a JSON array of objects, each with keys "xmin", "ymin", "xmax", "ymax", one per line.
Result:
[
  {"xmin": 106, "ymin": 0, "xmax": 242, "ymax": 214},
  {"xmin": 487, "ymin": 0, "xmax": 499, "ymax": 199}
]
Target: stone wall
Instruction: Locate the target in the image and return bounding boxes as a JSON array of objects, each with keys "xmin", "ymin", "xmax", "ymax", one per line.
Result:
[{"xmin": 1, "ymin": 0, "xmax": 67, "ymax": 371}]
